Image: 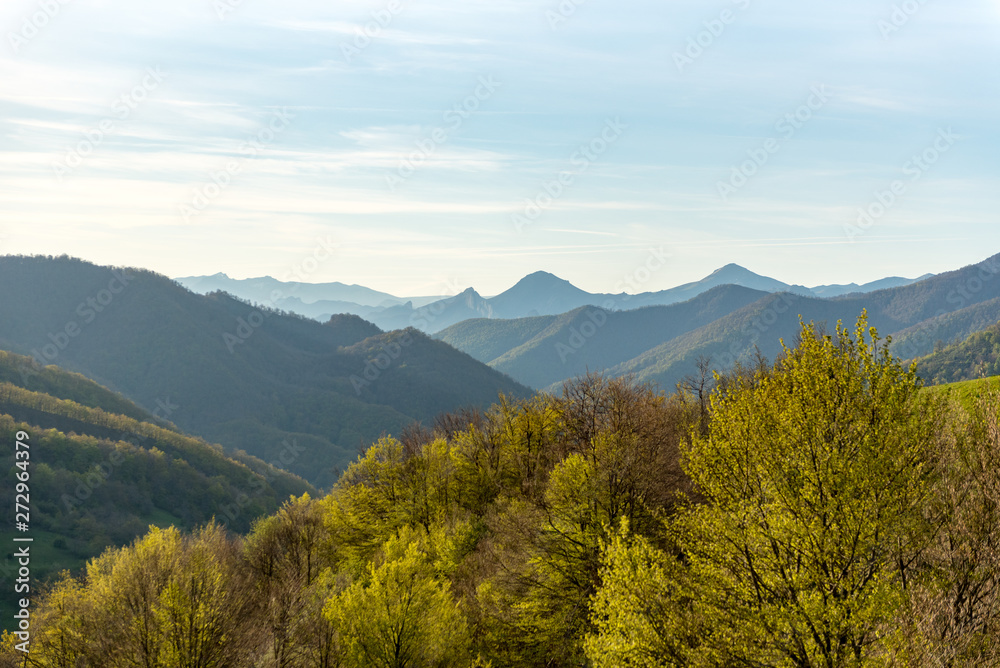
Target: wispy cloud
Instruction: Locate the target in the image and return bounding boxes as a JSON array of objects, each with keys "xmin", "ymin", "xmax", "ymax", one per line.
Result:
[{"xmin": 0, "ymin": 0, "xmax": 995, "ymax": 294}]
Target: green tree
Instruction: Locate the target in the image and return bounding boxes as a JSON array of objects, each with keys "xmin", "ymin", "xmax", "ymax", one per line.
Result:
[
  {"xmin": 475, "ymin": 376, "xmax": 695, "ymax": 667},
  {"xmin": 25, "ymin": 524, "xmax": 260, "ymax": 668},
  {"xmin": 324, "ymin": 531, "xmax": 471, "ymax": 668},
  {"xmin": 589, "ymin": 315, "xmax": 945, "ymax": 667},
  {"xmin": 585, "ymin": 525, "xmax": 703, "ymax": 668},
  {"xmin": 245, "ymin": 494, "xmax": 338, "ymax": 668},
  {"xmin": 155, "ymin": 524, "xmax": 259, "ymax": 668},
  {"xmin": 322, "ymin": 437, "xmax": 410, "ymax": 568}
]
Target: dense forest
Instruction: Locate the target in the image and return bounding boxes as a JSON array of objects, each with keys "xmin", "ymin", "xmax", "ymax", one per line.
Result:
[
  {"xmin": 0, "ymin": 255, "xmax": 531, "ymax": 488},
  {"xmin": 0, "ymin": 350, "xmax": 313, "ymax": 627},
  {"xmin": 4, "ymin": 315, "xmax": 1000, "ymax": 666}
]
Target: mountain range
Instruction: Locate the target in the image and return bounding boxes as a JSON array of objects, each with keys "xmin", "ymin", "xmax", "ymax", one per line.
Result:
[
  {"xmin": 435, "ymin": 254, "xmax": 1000, "ymax": 392},
  {"xmin": 0, "ymin": 256, "xmax": 530, "ymax": 488},
  {"xmin": 2, "ymin": 253, "xmax": 996, "ymax": 495},
  {"xmin": 177, "ymin": 266, "xmax": 934, "ymax": 334}
]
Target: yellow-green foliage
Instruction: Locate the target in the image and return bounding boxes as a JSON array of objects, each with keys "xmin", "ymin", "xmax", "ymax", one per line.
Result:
[
  {"xmin": 585, "ymin": 525, "xmax": 700, "ymax": 667},
  {"xmin": 585, "ymin": 316, "xmax": 1000, "ymax": 668},
  {"xmin": 679, "ymin": 316, "xmax": 937, "ymax": 663},
  {"xmin": 324, "ymin": 531, "xmax": 471, "ymax": 668},
  {"xmin": 28, "ymin": 524, "xmax": 259, "ymax": 668},
  {"xmin": 16, "ymin": 317, "xmax": 1000, "ymax": 668}
]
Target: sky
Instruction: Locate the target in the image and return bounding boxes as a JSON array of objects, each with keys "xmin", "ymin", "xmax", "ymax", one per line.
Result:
[{"xmin": 0, "ymin": 0, "xmax": 997, "ymax": 297}]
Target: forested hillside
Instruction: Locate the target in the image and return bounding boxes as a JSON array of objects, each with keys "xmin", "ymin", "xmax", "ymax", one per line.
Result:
[
  {"xmin": 915, "ymin": 320, "xmax": 1000, "ymax": 384},
  {"xmin": 0, "ymin": 256, "xmax": 531, "ymax": 487},
  {"xmin": 8, "ymin": 316, "xmax": 1000, "ymax": 666},
  {"xmin": 439, "ymin": 254, "xmax": 1000, "ymax": 394},
  {"xmin": 0, "ymin": 351, "xmax": 312, "ymax": 629},
  {"xmin": 437, "ymin": 284, "xmax": 769, "ymax": 389}
]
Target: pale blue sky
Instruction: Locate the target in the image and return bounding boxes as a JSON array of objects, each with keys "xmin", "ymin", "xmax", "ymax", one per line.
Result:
[{"xmin": 1, "ymin": 0, "xmax": 997, "ymax": 296}]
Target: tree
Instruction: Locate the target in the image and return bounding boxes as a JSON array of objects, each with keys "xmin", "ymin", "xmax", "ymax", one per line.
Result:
[
  {"xmin": 25, "ymin": 524, "xmax": 260, "ymax": 668},
  {"xmin": 245, "ymin": 494, "xmax": 338, "ymax": 668},
  {"xmin": 155, "ymin": 523, "xmax": 260, "ymax": 668},
  {"xmin": 324, "ymin": 531, "xmax": 471, "ymax": 668},
  {"xmin": 475, "ymin": 376, "xmax": 696, "ymax": 667},
  {"xmin": 897, "ymin": 390, "xmax": 1000, "ymax": 666},
  {"xmin": 588, "ymin": 314, "xmax": 945, "ymax": 667},
  {"xmin": 586, "ymin": 525, "xmax": 703, "ymax": 668},
  {"xmin": 322, "ymin": 437, "xmax": 411, "ymax": 567}
]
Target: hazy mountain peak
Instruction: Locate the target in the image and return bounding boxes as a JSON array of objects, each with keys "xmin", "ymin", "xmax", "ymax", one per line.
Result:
[
  {"xmin": 712, "ymin": 262, "xmax": 745, "ymax": 272},
  {"xmin": 485, "ymin": 271, "xmax": 592, "ymax": 319},
  {"xmin": 693, "ymin": 263, "xmax": 795, "ymax": 290},
  {"xmin": 708, "ymin": 263, "xmax": 758, "ymax": 279},
  {"xmin": 515, "ymin": 270, "xmax": 577, "ymax": 288}
]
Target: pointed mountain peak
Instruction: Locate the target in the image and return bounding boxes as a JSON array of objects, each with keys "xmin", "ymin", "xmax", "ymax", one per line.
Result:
[
  {"xmin": 487, "ymin": 271, "xmax": 593, "ymax": 318},
  {"xmin": 498, "ymin": 271, "xmax": 591, "ymax": 300},
  {"xmin": 708, "ymin": 263, "xmax": 757, "ymax": 279},
  {"xmin": 451, "ymin": 286, "xmax": 486, "ymax": 302},
  {"xmin": 673, "ymin": 263, "xmax": 800, "ymax": 296}
]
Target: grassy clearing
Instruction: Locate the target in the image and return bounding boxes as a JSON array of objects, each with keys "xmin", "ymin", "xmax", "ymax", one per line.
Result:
[{"xmin": 926, "ymin": 376, "xmax": 1000, "ymax": 410}]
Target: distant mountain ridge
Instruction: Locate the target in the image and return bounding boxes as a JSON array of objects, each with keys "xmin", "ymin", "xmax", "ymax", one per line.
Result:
[
  {"xmin": 176, "ymin": 266, "xmax": 934, "ymax": 334},
  {"xmin": 0, "ymin": 256, "xmax": 531, "ymax": 488},
  {"xmin": 438, "ymin": 284, "xmax": 771, "ymax": 389},
  {"xmin": 177, "ymin": 273, "xmax": 448, "ymax": 311},
  {"xmin": 436, "ymin": 253, "xmax": 1000, "ymax": 393}
]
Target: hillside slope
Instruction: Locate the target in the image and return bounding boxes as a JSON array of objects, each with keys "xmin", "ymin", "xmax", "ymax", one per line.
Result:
[
  {"xmin": 437, "ymin": 285, "xmax": 769, "ymax": 388},
  {"xmin": 914, "ymin": 321, "xmax": 1000, "ymax": 385},
  {"xmin": 438, "ymin": 254, "xmax": 1000, "ymax": 393},
  {"xmin": 0, "ymin": 256, "xmax": 531, "ymax": 487},
  {"xmin": 0, "ymin": 350, "xmax": 312, "ymax": 623},
  {"xmin": 616, "ymin": 254, "xmax": 1000, "ymax": 391}
]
